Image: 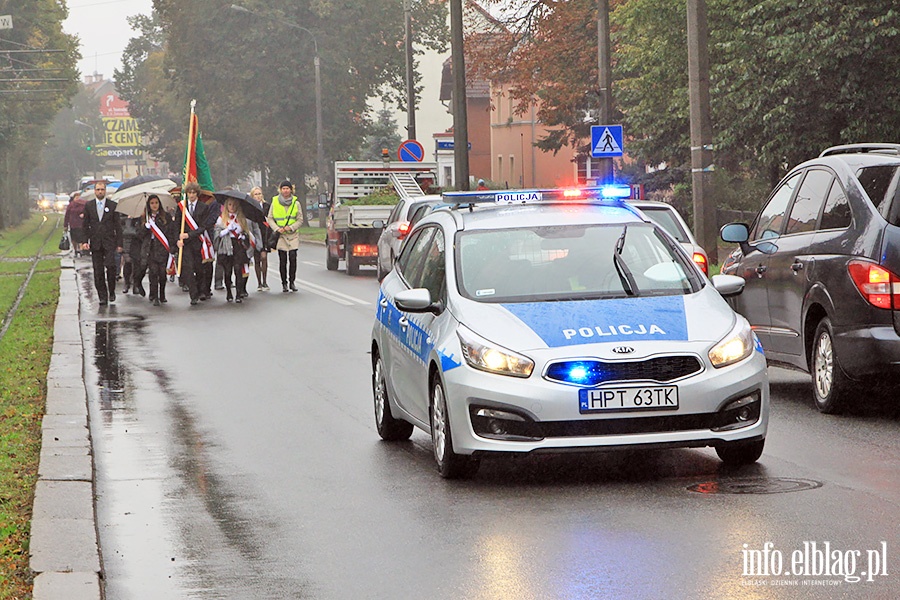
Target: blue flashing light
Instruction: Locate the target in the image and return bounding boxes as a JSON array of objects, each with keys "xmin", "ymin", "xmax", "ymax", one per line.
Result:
[
  {"xmin": 600, "ymin": 184, "xmax": 632, "ymax": 199},
  {"xmin": 568, "ymin": 365, "xmax": 590, "ymax": 383},
  {"xmin": 546, "ymin": 360, "xmax": 611, "ymax": 386}
]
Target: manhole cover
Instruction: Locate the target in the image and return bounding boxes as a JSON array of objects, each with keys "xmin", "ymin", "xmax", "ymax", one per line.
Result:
[{"xmin": 687, "ymin": 477, "xmax": 823, "ymax": 495}]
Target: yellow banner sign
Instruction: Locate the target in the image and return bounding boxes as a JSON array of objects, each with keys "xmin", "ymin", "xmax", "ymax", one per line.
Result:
[{"xmin": 101, "ymin": 117, "xmax": 142, "ymax": 148}]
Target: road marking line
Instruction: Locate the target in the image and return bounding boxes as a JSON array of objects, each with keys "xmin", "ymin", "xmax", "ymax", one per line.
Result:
[
  {"xmin": 302, "ymin": 261, "xmax": 321, "ymax": 267},
  {"xmin": 265, "ymin": 265, "xmax": 371, "ymax": 305}
]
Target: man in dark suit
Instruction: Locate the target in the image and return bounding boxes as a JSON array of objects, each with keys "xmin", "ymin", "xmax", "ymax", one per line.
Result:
[
  {"xmin": 81, "ymin": 180, "xmax": 123, "ymax": 306},
  {"xmin": 175, "ymin": 181, "xmax": 213, "ymax": 305}
]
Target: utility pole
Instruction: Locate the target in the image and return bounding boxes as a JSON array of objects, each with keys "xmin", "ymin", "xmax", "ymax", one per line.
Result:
[
  {"xmin": 404, "ymin": 0, "xmax": 416, "ymax": 140},
  {"xmin": 596, "ymin": 0, "xmax": 613, "ymax": 185},
  {"xmin": 449, "ymin": 0, "xmax": 470, "ymax": 190},
  {"xmin": 687, "ymin": 0, "xmax": 717, "ymax": 265}
]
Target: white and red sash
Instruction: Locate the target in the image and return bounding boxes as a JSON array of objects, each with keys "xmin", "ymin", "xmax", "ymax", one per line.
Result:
[
  {"xmin": 182, "ymin": 202, "xmax": 215, "ymax": 261},
  {"xmin": 149, "ymin": 217, "xmax": 176, "ymax": 273},
  {"xmin": 148, "ymin": 218, "xmax": 170, "ymax": 251}
]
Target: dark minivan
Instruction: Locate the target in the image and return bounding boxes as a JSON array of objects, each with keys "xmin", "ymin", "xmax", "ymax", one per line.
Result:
[{"xmin": 721, "ymin": 144, "xmax": 900, "ymax": 413}]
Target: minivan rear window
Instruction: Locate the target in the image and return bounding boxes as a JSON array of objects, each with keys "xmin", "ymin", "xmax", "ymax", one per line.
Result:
[{"xmin": 856, "ymin": 165, "xmax": 898, "ymax": 210}]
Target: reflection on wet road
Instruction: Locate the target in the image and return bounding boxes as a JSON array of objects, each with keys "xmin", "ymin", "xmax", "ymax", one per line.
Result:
[{"xmin": 74, "ymin": 250, "xmax": 900, "ymax": 600}]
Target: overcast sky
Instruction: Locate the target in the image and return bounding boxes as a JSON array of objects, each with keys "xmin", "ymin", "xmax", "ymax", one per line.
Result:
[{"xmin": 63, "ymin": 0, "xmax": 154, "ymax": 82}]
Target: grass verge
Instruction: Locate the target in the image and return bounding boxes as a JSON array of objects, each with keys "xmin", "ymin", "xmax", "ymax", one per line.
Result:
[
  {"xmin": 0, "ymin": 258, "xmax": 61, "ymax": 599},
  {"xmin": 298, "ymin": 226, "xmax": 326, "ymax": 243}
]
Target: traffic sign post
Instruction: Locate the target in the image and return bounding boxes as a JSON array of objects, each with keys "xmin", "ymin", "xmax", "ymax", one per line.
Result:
[
  {"xmin": 591, "ymin": 125, "xmax": 624, "ymax": 158},
  {"xmin": 398, "ymin": 139, "xmax": 425, "ymax": 162}
]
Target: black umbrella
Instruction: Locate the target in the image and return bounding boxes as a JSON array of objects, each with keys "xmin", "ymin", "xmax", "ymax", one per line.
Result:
[
  {"xmin": 213, "ymin": 189, "xmax": 267, "ymax": 224},
  {"xmin": 116, "ymin": 174, "xmax": 176, "ymax": 194}
]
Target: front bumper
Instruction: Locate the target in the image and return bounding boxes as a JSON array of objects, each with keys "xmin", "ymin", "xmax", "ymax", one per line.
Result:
[{"xmin": 442, "ymin": 351, "xmax": 769, "ymax": 455}]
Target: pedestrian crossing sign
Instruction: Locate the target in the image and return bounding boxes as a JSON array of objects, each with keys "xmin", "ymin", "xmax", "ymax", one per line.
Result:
[{"xmin": 591, "ymin": 125, "xmax": 624, "ymax": 158}]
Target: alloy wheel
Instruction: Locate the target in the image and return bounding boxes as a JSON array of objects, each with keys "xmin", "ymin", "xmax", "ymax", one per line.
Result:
[
  {"xmin": 814, "ymin": 331, "xmax": 834, "ymax": 399},
  {"xmin": 431, "ymin": 383, "xmax": 447, "ymax": 463},
  {"xmin": 374, "ymin": 358, "xmax": 386, "ymax": 426}
]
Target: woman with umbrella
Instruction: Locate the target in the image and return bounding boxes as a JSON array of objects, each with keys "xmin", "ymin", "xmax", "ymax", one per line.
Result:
[
  {"xmin": 139, "ymin": 194, "xmax": 176, "ymax": 306},
  {"xmin": 213, "ymin": 194, "xmax": 262, "ymax": 303}
]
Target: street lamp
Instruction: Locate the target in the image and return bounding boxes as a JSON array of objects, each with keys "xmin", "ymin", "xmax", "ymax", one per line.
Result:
[
  {"xmin": 74, "ymin": 119, "xmax": 98, "ymax": 179},
  {"xmin": 231, "ymin": 4, "xmax": 327, "ymax": 227}
]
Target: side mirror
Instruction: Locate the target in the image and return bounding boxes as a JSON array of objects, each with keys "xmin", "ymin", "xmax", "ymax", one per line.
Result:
[
  {"xmin": 711, "ymin": 274, "xmax": 745, "ymax": 297},
  {"xmin": 720, "ymin": 222, "xmax": 755, "ymax": 257},
  {"xmin": 372, "ymin": 219, "xmax": 384, "ymax": 229},
  {"xmin": 720, "ymin": 222, "xmax": 749, "ymax": 243},
  {"xmin": 395, "ymin": 288, "xmax": 443, "ymax": 315}
]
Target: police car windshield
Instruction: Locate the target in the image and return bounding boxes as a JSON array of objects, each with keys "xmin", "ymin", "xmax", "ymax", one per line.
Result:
[{"xmin": 456, "ymin": 223, "xmax": 699, "ymax": 302}]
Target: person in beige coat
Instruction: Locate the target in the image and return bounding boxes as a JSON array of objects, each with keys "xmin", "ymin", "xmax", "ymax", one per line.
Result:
[{"xmin": 267, "ymin": 180, "xmax": 302, "ymax": 292}]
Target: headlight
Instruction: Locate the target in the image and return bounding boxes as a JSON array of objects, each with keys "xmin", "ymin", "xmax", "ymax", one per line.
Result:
[
  {"xmin": 457, "ymin": 326, "xmax": 534, "ymax": 378},
  {"xmin": 708, "ymin": 318, "xmax": 754, "ymax": 368}
]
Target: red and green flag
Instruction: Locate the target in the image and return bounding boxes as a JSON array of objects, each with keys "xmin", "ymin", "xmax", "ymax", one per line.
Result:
[{"xmin": 183, "ymin": 102, "xmax": 215, "ymax": 197}]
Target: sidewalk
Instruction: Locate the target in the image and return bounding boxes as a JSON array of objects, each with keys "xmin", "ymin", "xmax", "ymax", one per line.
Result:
[{"xmin": 29, "ymin": 256, "xmax": 101, "ymax": 600}]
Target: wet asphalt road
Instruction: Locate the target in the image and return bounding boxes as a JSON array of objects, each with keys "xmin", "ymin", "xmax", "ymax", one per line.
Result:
[{"xmin": 75, "ymin": 245, "xmax": 900, "ymax": 599}]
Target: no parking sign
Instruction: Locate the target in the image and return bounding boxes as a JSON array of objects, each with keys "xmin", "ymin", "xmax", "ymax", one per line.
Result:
[{"xmin": 398, "ymin": 139, "xmax": 425, "ymax": 162}]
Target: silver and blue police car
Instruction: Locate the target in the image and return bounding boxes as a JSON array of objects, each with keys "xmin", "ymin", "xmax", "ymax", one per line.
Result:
[{"xmin": 371, "ymin": 186, "xmax": 769, "ymax": 478}]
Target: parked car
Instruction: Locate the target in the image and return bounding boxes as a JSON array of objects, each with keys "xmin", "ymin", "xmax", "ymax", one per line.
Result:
[
  {"xmin": 628, "ymin": 200, "xmax": 709, "ymax": 275},
  {"xmin": 375, "ymin": 194, "xmax": 442, "ymax": 281},
  {"xmin": 372, "ymin": 187, "xmax": 768, "ymax": 478},
  {"xmin": 720, "ymin": 143, "xmax": 900, "ymax": 413}
]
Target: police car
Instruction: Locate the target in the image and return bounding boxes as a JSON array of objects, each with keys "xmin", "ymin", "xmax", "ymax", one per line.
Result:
[{"xmin": 371, "ymin": 186, "xmax": 769, "ymax": 478}]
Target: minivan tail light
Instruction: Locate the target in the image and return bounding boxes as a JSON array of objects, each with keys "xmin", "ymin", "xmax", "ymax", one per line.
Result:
[
  {"xmin": 692, "ymin": 252, "xmax": 708, "ymax": 275},
  {"xmin": 398, "ymin": 221, "xmax": 411, "ymax": 239},
  {"xmin": 847, "ymin": 260, "xmax": 900, "ymax": 309}
]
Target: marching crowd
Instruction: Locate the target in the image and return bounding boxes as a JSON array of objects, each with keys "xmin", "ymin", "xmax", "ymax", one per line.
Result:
[{"xmin": 65, "ymin": 179, "xmax": 304, "ymax": 308}]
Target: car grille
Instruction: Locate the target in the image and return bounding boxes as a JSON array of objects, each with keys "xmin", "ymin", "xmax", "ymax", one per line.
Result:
[
  {"xmin": 540, "ymin": 413, "xmax": 725, "ymax": 437},
  {"xmin": 544, "ymin": 355, "xmax": 703, "ymax": 386}
]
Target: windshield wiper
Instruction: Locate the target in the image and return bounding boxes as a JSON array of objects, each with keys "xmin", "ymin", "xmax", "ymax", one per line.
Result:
[{"xmin": 613, "ymin": 226, "xmax": 638, "ymax": 296}]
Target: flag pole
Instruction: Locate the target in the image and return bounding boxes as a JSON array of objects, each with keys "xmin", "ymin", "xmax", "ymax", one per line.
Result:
[{"xmin": 177, "ymin": 99, "xmax": 196, "ymax": 277}]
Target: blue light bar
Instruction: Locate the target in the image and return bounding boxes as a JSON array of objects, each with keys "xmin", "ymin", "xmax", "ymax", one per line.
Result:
[
  {"xmin": 442, "ymin": 186, "xmax": 632, "ymax": 205},
  {"xmin": 599, "ymin": 184, "xmax": 632, "ymax": 199}
]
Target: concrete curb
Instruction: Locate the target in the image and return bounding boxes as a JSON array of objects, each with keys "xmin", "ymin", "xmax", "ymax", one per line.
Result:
[{"xmin": 30, "ymin": 256, "xmax": 101, "ymax": 599}]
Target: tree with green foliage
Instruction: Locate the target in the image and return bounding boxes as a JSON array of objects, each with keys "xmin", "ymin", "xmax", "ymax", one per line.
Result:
[
  {"xmin": 0, "ymin": 0, "xmax": 79, "ymax": 228},
  {"xmin": 33, "ymin": 85, "xmax": 107, "ymax": 191},
  {"xmin": 714, "ymin": 0, "xmax": 900, "ymax": 186},
  {"xmin": 115, "ymin": 0, "xmax": 448, "ymax": 193},
  {"xmin": 357, "ymin": 107, "xmax": 402, "ymax": 160}
]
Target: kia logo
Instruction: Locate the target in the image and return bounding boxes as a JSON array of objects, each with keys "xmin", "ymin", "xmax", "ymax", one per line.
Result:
[{"xmin": 611, "ymin": 346, "xmax": 634, "ymax": 354}]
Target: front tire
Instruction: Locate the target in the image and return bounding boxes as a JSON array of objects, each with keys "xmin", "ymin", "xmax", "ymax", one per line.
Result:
[
  {"xmin": 811, "ymin": 317, "xmax": 851, "ymax": 414},
  {"xmin": 375, "ymin": 256, "xmax": 386, "ymax": 281},
  {"xmin": 715, "ymin": 438, "xmax": 765, "ymax": 465},
  {"xmin": 373, "ymin": 354, "xmax": 413, "ymax": 441},
  {"xmin": 430, "ymin": 376, "xmax": 480, "ymax": 479}
]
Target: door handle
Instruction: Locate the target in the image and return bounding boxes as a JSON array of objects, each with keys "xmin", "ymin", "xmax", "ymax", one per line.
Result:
[
  {"xmin": 791, "ymin": 261, "xmax": 804, "ymax": 273},
  {"xmin": 398, "ymin": 316, "xmax": 409, "ymax": 329},
  {"xmin": 379, "ymin": 298, "xmax": 388, "ymax": 308},
  {"xmin": 755, "ymin": 264, "xmax": 767, "ymax": 275}
]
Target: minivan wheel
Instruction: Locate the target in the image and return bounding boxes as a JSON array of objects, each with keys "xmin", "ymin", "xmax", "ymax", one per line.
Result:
[
  {"xmin": 430, "ymin": 377, "xmax": 480, "ymax": 479},
  {"xmin": 715, "ymin": 438, "xmax": 765, "ymax": 465},
  {"xmin": 812, "ymin": 317, "xmax": 851, "ymax": 414},
  {"xmin": 373, "ymin": 355, "xmax": 413, "ymax": 441}
]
